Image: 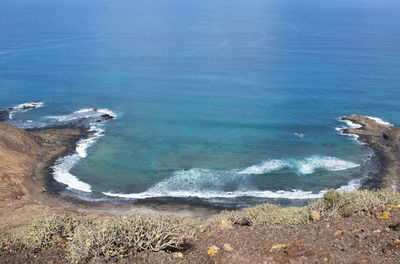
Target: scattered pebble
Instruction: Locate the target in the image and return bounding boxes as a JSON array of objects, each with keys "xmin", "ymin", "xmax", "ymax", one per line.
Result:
[
  {"xmin": 172, "ymin": 252, "xmax": 183, "ymax": 258},
  {"xmin": 223, "ymin": 243, "xmax": 234, "ymax": 252}
]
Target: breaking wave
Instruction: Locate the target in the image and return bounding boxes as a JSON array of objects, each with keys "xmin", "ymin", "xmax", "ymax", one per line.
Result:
[
  {"xmin": 103, "ymin": 189, "xmax": 325, "ymax": 200},
  {"xmin": 238, "ymin": 159, "xmax": 289, "ymax": 174},
  {"xmin": 238, "ymin": 156, "xmax": 359, "ymax": 175},
  {"xmin": 102, "ymin": 155, "xmax": 361, "ymax": 200},
  {"xmin": 51, "ymin": 108, "xmax": 117, "ymax": 192},
  {"xmin": 47, "ymin": 108, "xmax": 116, "ymax": 122},
  {"xmin": 103, "ymin": 166, "xmax": 326, "ymax": 199},
  {"xmin": 8, "ymin": 101, "xmax": 44, "ymax": 119},
  {"xmin": 335, "ymin": 117, "xmax": 363, "ymax": 143},
  {"xmin": 366, "ymin": 116, "xmax": 393, "ymax": 126}
]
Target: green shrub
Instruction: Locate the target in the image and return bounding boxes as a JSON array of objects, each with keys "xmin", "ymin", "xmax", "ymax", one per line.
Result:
[
  {"xmin": 324, "ymin": 190, "xmax": 340, "ymax": 204},
  {"xmin": 0, "ymin": 230, "xmax": 11, "ymax": 250},
  {"xmin": 309, "ymin": 188, "xmax": 400, "ymax": 218},
  {"xmin": 20, "ymin": 213, "xmax": 85, "ymax": 250},
  {"xmin": 216, "ymin": 189, "xmax": 400, "ymax": 227},
  {"xmin": 67, "ymin": 214, "xmax": 196, "ymax": 263},
  {"xmin": 276, "ymin": 206, "xmax": 310, "ymax": 227},
  {"xmin": 215, "ymin": 203, "xmax": 309, "ymax": 227}
]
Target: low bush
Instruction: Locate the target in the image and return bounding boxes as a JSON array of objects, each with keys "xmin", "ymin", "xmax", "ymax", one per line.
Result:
[
  {"xmin": 20, "ymin": 213, "xmax": 85, "ymax": 250},
  {"xmin": 216, "ymin": 189, "xmax": 400, "ymax": 228},
  {"xmin": 4, "ymin": 213, "xmax": 196, "ymax": 263},
  {"xmin": 309, "ymin": 189, "xmax": 400, "ymax": 218},
  {"xmin": 0, "ymin": 230, "xmax": 11, "ymax": 250},
  {"xmin": 67, "ymin": 214, "xmax": 196, "ymax": 262},
  {"xmin": 215, "ymin": 203, "xmax": 310, "ymax": 227}
]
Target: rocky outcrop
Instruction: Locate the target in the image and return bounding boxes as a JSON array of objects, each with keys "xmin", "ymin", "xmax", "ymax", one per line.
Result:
[
  {"xmin": 342, "ymin": 114, "xmax": 400, "ymax": 191},
  {"xmin": 0, "ymin": 110, "xmax": 9, "ymax": 122}
]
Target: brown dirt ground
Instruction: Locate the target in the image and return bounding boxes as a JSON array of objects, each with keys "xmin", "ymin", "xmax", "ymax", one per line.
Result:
[{"xmin": 1, "ymin": 207, "xmax": 400, "ymax": 264}]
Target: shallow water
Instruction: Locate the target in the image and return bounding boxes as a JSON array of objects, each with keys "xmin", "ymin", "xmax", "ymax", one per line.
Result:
[{"xmin": 1, "ymin": 0, "xmax": 400, "ymax": 207}]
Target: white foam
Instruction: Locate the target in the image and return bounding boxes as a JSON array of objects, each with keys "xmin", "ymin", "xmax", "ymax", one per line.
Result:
[
  {"xmin": 102, "ymin": 155, "xmax": 363, "ymax": 200},
  {"xmin": 335, "ymin": 117, "xmax": 363, "ymax": 145},
  {"xmin": 338, "ymin": 118, "xmax": 362, "ymax": 129},
  {"xmin": 48, "ymin": 108, "xmax": 117, "ymax": 122},
  {"xmin": 336, "ymin": 177, "xmax": 363, "ymax": 192},
  {"xmin": 103, "ymin": 189, "xmax": 325, "ymax": 200},
  {"xmin": 12, "ymin": 101, "xmax": 44, "ymax": 110},
  {"xmin": 75, "ymin": 126, "xmax": 105, "ymax": 158},
  {"xmin": 238, "ymin": 156, "xmax": 359, "ymax": 175},
  {"xmin": 51, "ymin": 107, "xmax": 116, "ymax": 192},
  {"xmin": 8, "ymin": 101, "xmax": 44, "ymax": 119},
  {"xmin": 52, "ymin": 152, "xmax": 92, "ymax": 193},
  {"xmin": 366, "ymin": 116, "xmax": 393, "ymax": 126},
  {"xmin": 149, "ymin": 168, "xmax": 248, "ymax": 193},
  {"xmin": 238, "ymin": 159, "xmax": 289, "ymax": 174},
  {"xmin": 297, "ymin": 156, "xmax": 360, "ymax": 175},
  {"xmin": 293, "ymin": 132, "xmax": 304, "ymax": 138}
]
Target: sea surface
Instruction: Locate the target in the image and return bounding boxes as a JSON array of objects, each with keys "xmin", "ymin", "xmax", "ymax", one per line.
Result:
[{"xmin": 1, "ymin": 0, "xmax": 400, "ymax": 207}]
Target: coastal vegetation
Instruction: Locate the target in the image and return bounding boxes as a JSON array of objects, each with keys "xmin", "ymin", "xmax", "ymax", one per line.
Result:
[{"xmin": 1, "ymin": 189, "xmax": 399, "ymax": 263}]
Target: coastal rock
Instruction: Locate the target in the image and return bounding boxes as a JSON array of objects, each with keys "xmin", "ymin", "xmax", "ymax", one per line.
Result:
[
  {"xmin": 223, "ymin": 243, "xmax": 234, "ymax": 252},
  {"xmin": 21, "ymin": 105, "xmax": 35, "ymax": 110},
  {"xmin": 172, "ymin": 252, "xmax": 183, "ymax": 258},
  {"xmin": 0, "ymin": 110, "xmax": 9, "ymax": 122},
  {"xmin": 342, "ymin": 114, "xmax": 400, "ymax": 191},
  {"xmin": 310, "ymin": 210, "xmax": 321, "ymax": 222},
  {"xmin": 100, "ymin": 114, "xmax": 114, "ymax": 121}
]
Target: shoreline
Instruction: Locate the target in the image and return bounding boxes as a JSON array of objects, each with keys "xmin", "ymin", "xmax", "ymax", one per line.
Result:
[
  {"xmin": 0, "ymin": 113, "xmax": 399, "ymax": 228},
  {"xmin": 342, "ymin": 114, "xmax": 400, "ymax": 191},
  {"xmin": 0, "ymin": 121, "xmax": 218, "ymax": 230}
]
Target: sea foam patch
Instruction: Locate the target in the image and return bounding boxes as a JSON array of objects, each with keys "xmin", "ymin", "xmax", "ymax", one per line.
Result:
[
  {"xmin": 366, "ymin": 116, "xmax": 393, "ymax": 126},
  {"xmin": 238, "ymin": 159, "xmax": 289, "ymax": 174},
  {"xmin": 238, "ymin": 156, "xmax": 359, "ymax": 175},
  {"xmin": 8, "ymin": 101, "xmax": 44, "ymax": 119},
  {"xmin": 48, "ymin": 108, "xmax": 117, "ymax": 122},
  {"xmin": 296, "ymin": 156, "xmax": 359, "ymax": 175},
  {"xmin": 102, "ymin": 154, "xmax": 361, "ymax": 200},
  {"xmin": 52, "ymin": 154, "xmax": 92, "ymax": 193},
  {"xmin": 103, "ymin": 189, "xmax": 325, "ymax": 200},
  {"xmin": 103, "ymin": 166, "xmax": 325, "ymax": 200},
  {"xmin": 335, "ymin": 117, "xmax": 363, "ymax": 144}
]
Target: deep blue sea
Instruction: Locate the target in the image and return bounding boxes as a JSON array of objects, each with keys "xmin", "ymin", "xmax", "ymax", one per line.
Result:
[{"xmin": 1, "ymin": 0, "xmax": 400, "ymax": 207}]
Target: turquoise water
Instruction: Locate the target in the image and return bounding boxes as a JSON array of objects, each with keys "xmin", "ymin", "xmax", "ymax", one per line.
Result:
[{"xmin": 1, "ymin": 0, "xmax": 400, "ymax": 206}]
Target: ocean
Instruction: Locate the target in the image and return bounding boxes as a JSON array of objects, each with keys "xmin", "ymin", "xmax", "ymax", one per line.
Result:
[{"xmin": 1, "ymin": 0, "xmax": 400, "ymax": 207}]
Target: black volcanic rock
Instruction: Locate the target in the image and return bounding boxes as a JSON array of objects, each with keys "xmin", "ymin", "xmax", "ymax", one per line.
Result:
[
  {"xmin": 0, "ymin": 110, "xmax": 9, "ymax": 122},
  {"xmin": 342, "ymin": 114, "xmax": 400, "ymax": 191},
  {"xmin": 21, "ymin": 105, "xmax": 36, "ymax": 110},
  {"xmin": 100, "ymin": 114, "xmax": 114, "ymax": 121}
]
